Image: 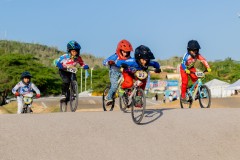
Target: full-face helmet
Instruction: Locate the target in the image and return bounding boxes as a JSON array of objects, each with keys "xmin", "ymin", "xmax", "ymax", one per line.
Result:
[
  {"xmin": 116, "ymin": 39, "xmax": 133, "ymax": 60},
  {"xmin": 134, "ymin": 45, "xmax": 155, "ymax": 69}
]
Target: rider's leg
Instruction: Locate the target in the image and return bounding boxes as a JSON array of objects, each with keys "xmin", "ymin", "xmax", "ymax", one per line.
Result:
[
  {"xmin": 189, "ymin": 68, "xmax": 198, "ymax": 83},
  {"xmin": 180, "ymin": 68, "xmax": 189, "ymax": 99},
  {"xmin": 17, "ymin": 96, "xmax": 23, "ymax": 114},
  {"xmin": 106, "ymin": 69, "xmax": 121, "ymax": 101},
  {"xmin": 59, "ymin": 70, "xmax": 71, "ymax": 97},
  {"xmin": 121, "ymin": 71, "xmax": 133, "ymax": 89}
]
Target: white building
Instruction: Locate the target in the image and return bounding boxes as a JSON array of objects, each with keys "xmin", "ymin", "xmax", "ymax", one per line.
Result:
[{"xmin": 205, "ymin": 79, "xmax": 234, "ymax": 98}]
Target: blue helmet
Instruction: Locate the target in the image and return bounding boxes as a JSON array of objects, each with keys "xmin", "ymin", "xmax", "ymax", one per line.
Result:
[
  {"xmin": 67, "ymin": 40, "xmax": 81, "ymax": 54},
  {"xmin": 21, "ymin": 71, "xmax": 32, "ymax": 80},
  {"xmin": 21, "ymin": 71, "xmax": 32, "ymax": 85}
]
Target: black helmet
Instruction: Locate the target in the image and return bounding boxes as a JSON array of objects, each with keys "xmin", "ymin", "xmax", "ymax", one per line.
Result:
[
  {"xmin": 21, "ymin": 71, "xmax": 32, "ymax": 80},
  {"xmin": 134, "ymin": 45, "xmax": 155, "ymax": 60},
  {"xmin": 187, "ymin": 40, "xmax": 201, "ymax": 50},
  {"xmin": 134, "ymin": 45, "xmax": 155, "ymax": 69}
]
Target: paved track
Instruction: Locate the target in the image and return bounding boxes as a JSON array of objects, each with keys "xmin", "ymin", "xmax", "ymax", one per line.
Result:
[{"xmin": 1, "ymin": 108, "xmax": 240, "ymax": 160}]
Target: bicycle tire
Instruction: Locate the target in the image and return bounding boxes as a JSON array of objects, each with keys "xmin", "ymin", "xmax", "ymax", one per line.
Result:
[
  {"xmin": 119, "ymin": 91, "xmax": 128, "ymax": 112},
  {"xmin": 131, "ymin": 88, "xmax": 146, "ymax": 124},
  {"xmin": 60, "ymin": 99, "xmax": 68, "ymax": 112},
  {"xmin": 70, "ymin": 80, "xmax": 78, "ymax": 112},
  {"xmin": 102, "ymin": 86, "xmax": 115, "ymax": 111},
  {"xmin": 26, "ymin": 106, "xmax": 31, "ymax": 113},
  {"xmin": 199, "ymin": 85, "xmax": 211, "ymax": 108},
  {"xmin": 180, "ymin": 89, "xmax": 193, "ymax": 109},
  {"xmin": 21, "ymin": 104, "xmax": 28, "ymax": 113}
]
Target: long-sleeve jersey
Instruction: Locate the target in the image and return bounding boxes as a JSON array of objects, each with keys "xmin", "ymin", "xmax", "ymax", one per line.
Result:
[
  {"xmin": 181, "ymin": 52, "xmax": 210, "ymax": 70},
  {"xmin": 116, "ymin": 58, "xmax": 160, "ymax": 70},
  {"xmin": 55, "ymin": 53, "xmax": 86, "ymax": 69},
  {"xmin": 103, "ymin": 53, "xmax": 132, "ymax": 71},
  {"xmin": 12, "ymin": 81, "xmax": 40, "ymax": 95}
]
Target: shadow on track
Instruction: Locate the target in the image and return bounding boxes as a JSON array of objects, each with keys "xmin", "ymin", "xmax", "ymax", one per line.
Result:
[{"xmin": 139, "ymin": 108, "xmax": 176, "ymax": 125}]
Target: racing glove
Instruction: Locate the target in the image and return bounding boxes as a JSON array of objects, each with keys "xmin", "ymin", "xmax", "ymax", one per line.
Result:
[
  {"xmin": 185, "ymin": 69, "xmax": 190, "ymax": 74},
  {"xmin": 155, "ymin": 68, "xmax": 161, "ymax": 73},
  {"xmin": 15, "ymin": 92, "xmax": 20, "ymax": 96},
  {"xmin": 83, "ymin": 65, "xmax": 89, "ymax": 69},
  {"xmin": 121, "ymin": 63, "xmax": 128, "ymax": 69},
  {"xmin": 108, "ymin": 60, "xmax": 115, "ymax": 65},
  {"xmin": 36, "ymin": 94, "xmax": 41, "ymax": 98},
  {"xmin": 207, "ymin": 68, "xmax": 211, "ymax": 72}
]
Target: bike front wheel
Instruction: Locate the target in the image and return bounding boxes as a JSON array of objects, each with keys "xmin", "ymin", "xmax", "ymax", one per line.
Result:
[
  {"xmin": 198, "ymin": 85, "xmax": 211, "ymax": 108},
  {"xmin": 102, "ymin": 86, "xmax": 115, "ymax": 111},
  {"xmin": 131, "ymin": 88, "xmax": 146, "ymax": 124},
  {"xmin": 60, "ymin": 99, "xmax": 68, "ymax": 112},
  {"xmin": 70, "ymin": 80, "xmax": 78, "ymax": 112}
]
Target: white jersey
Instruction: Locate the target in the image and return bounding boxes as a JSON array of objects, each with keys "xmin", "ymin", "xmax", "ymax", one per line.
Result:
[{"xmin": 12, "ymin": 81, "xmax": 40, "ymax": 95}]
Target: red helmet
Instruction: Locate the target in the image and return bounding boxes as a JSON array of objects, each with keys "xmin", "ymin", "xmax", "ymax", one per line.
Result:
[{"xmin": 116, "ymin": 39, "xmax": 133, "ymax": 60}]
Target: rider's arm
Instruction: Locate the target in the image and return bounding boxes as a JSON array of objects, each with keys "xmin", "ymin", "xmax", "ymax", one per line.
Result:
[
  {"xmin": 116, "ymin": 58, "xmax": 136, "ymax": 68},
  {"xmin": 197, "ymin": 54, "xmax": 210, "ymax": 69},
  {"xmin": 102, "ymin": 54, "xmax": 118, "ymax": 66},
  {"xmin": 149, "ymin": 61, "xmax": 160, "ymax": 69},
  {"xmin": 77, "ymin": 56, "xmax": 85, "ymax": 67},
  {"xmin": 31, "ymin": 83, "xmax": 40, "ymax": 95},
  {"xmin": 181, "ymin": 53, "xmax": 188, "ymax": 70},
  {"xmin": 12, "ymin": 82, "xmax": 21, "ymax": 94},
  {"xmin": 56, "ymin": 54, "xmax": 67, "ymax": 69}
]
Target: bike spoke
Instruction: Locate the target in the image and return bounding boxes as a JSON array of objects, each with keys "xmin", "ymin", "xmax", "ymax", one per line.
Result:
[
  {"xmin": 131, "ymin": 89, "xmax": 146, "ymax": 124},
  {"xmin": 60, "ymin": 100, "xmax": 68, "ymax": 112},
  {"xmin": 70, "ymin": 81, "xmax": 78, "ymax": 112},
  {"xmin": 199, "ymin": 85, "xmax": 211, "ymax": 108},
  {"xmin": 102, "ymin": 86, "xmax": 115, "ymax": 111}
]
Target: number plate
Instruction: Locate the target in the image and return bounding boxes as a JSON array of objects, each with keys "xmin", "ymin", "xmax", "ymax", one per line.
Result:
[
  {"xmin": 23, "ymin": 97, "xmax": 32, "ymax": 104},
  {"xmin": 195, "ymin": 72, "xmax": 205, "ymax": 78},
  {"xmin": 134, "ymin": 70, "xmax": 148, "ymax": 80},
  {"xmin": 67, "ymin": 67, "xmax": 77, "ymax": 73}
]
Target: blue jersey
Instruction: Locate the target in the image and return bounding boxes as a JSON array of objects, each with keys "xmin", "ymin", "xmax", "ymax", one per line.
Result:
[
  {"xmin": 102, "ymin": 53, "xmax": 118, "ymax": 66},
  {"xmin": 116, "ymin": 58, "xmax": 160, "ymax": 70},
  {"xmin": 103, "ymin": 53, "xmax": 132, "ymax": 71}
]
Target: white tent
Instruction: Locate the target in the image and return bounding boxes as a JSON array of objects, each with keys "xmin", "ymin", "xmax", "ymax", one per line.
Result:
[
  {"xmin": 225, "ymin": 79, "xmax": 240, "ymax": 90},
  {"xmin": 205, "ymin": 79, "xmax": 233, "ymax": 98}
]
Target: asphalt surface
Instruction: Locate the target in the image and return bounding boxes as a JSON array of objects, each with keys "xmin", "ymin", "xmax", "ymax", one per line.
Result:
[{"xmin": 1, "ymin": 107, "xmax": 240, "ymax": 160}]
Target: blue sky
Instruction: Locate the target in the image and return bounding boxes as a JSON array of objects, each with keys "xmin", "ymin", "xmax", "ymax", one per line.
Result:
[{"xmin": 0, "ymin": 0, "xmax": 240, "ymax": 61}]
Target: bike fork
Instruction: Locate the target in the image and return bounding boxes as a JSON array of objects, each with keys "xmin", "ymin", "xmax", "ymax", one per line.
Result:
[{"xmin": 127, "ymin": 88, "xmax": 136, "ymax": 106}]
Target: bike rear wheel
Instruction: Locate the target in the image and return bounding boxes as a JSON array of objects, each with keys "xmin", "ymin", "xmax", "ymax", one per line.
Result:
[
  {"xmin": 199, "ymin": 85, "xmax": 211, "ymax": 108},
  {"xmin": 131, "ymin": 88, "xmax": 146, "ymax": 124},
  {"xmin": 70, "ymin": 80, "xmax": 78, "ymax": 112},
  {"xmin": 102, "ymin": 86, "xmax": 115, "ymax": 111}
]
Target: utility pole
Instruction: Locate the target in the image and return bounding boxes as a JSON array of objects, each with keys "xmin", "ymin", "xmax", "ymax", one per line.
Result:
[
  {"xmin": 85, "ymin": 70, "xmax": 87, "ymax": 91},
  {"xmin": 90, "ymin": 68, "xmax": 93, "ymax": 89},
  {"xmin": 80, "ymin": 69, "xmax": 83, "ymax": 92}
]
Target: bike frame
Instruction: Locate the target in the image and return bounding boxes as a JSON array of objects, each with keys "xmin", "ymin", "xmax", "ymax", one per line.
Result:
[
  {"xmin": 126, "ymin": 81, "xmax": 141, "ymax": 106},
  {"xmin": 112, "ymin": 75, "xmax": 123, "ymax": 98},
  {"xmin": 187, "ymin": 75, "xmax": 204, "ymax": 100}
]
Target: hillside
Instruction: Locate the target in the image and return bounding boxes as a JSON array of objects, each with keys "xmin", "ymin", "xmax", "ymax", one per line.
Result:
[
  {"xmin": 0, "ymin": 40, "xmax": 108, "ymax": 105},
  {"xmin": 0, "ymin": 40, "xmax": 105, "ymax": 68}
]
